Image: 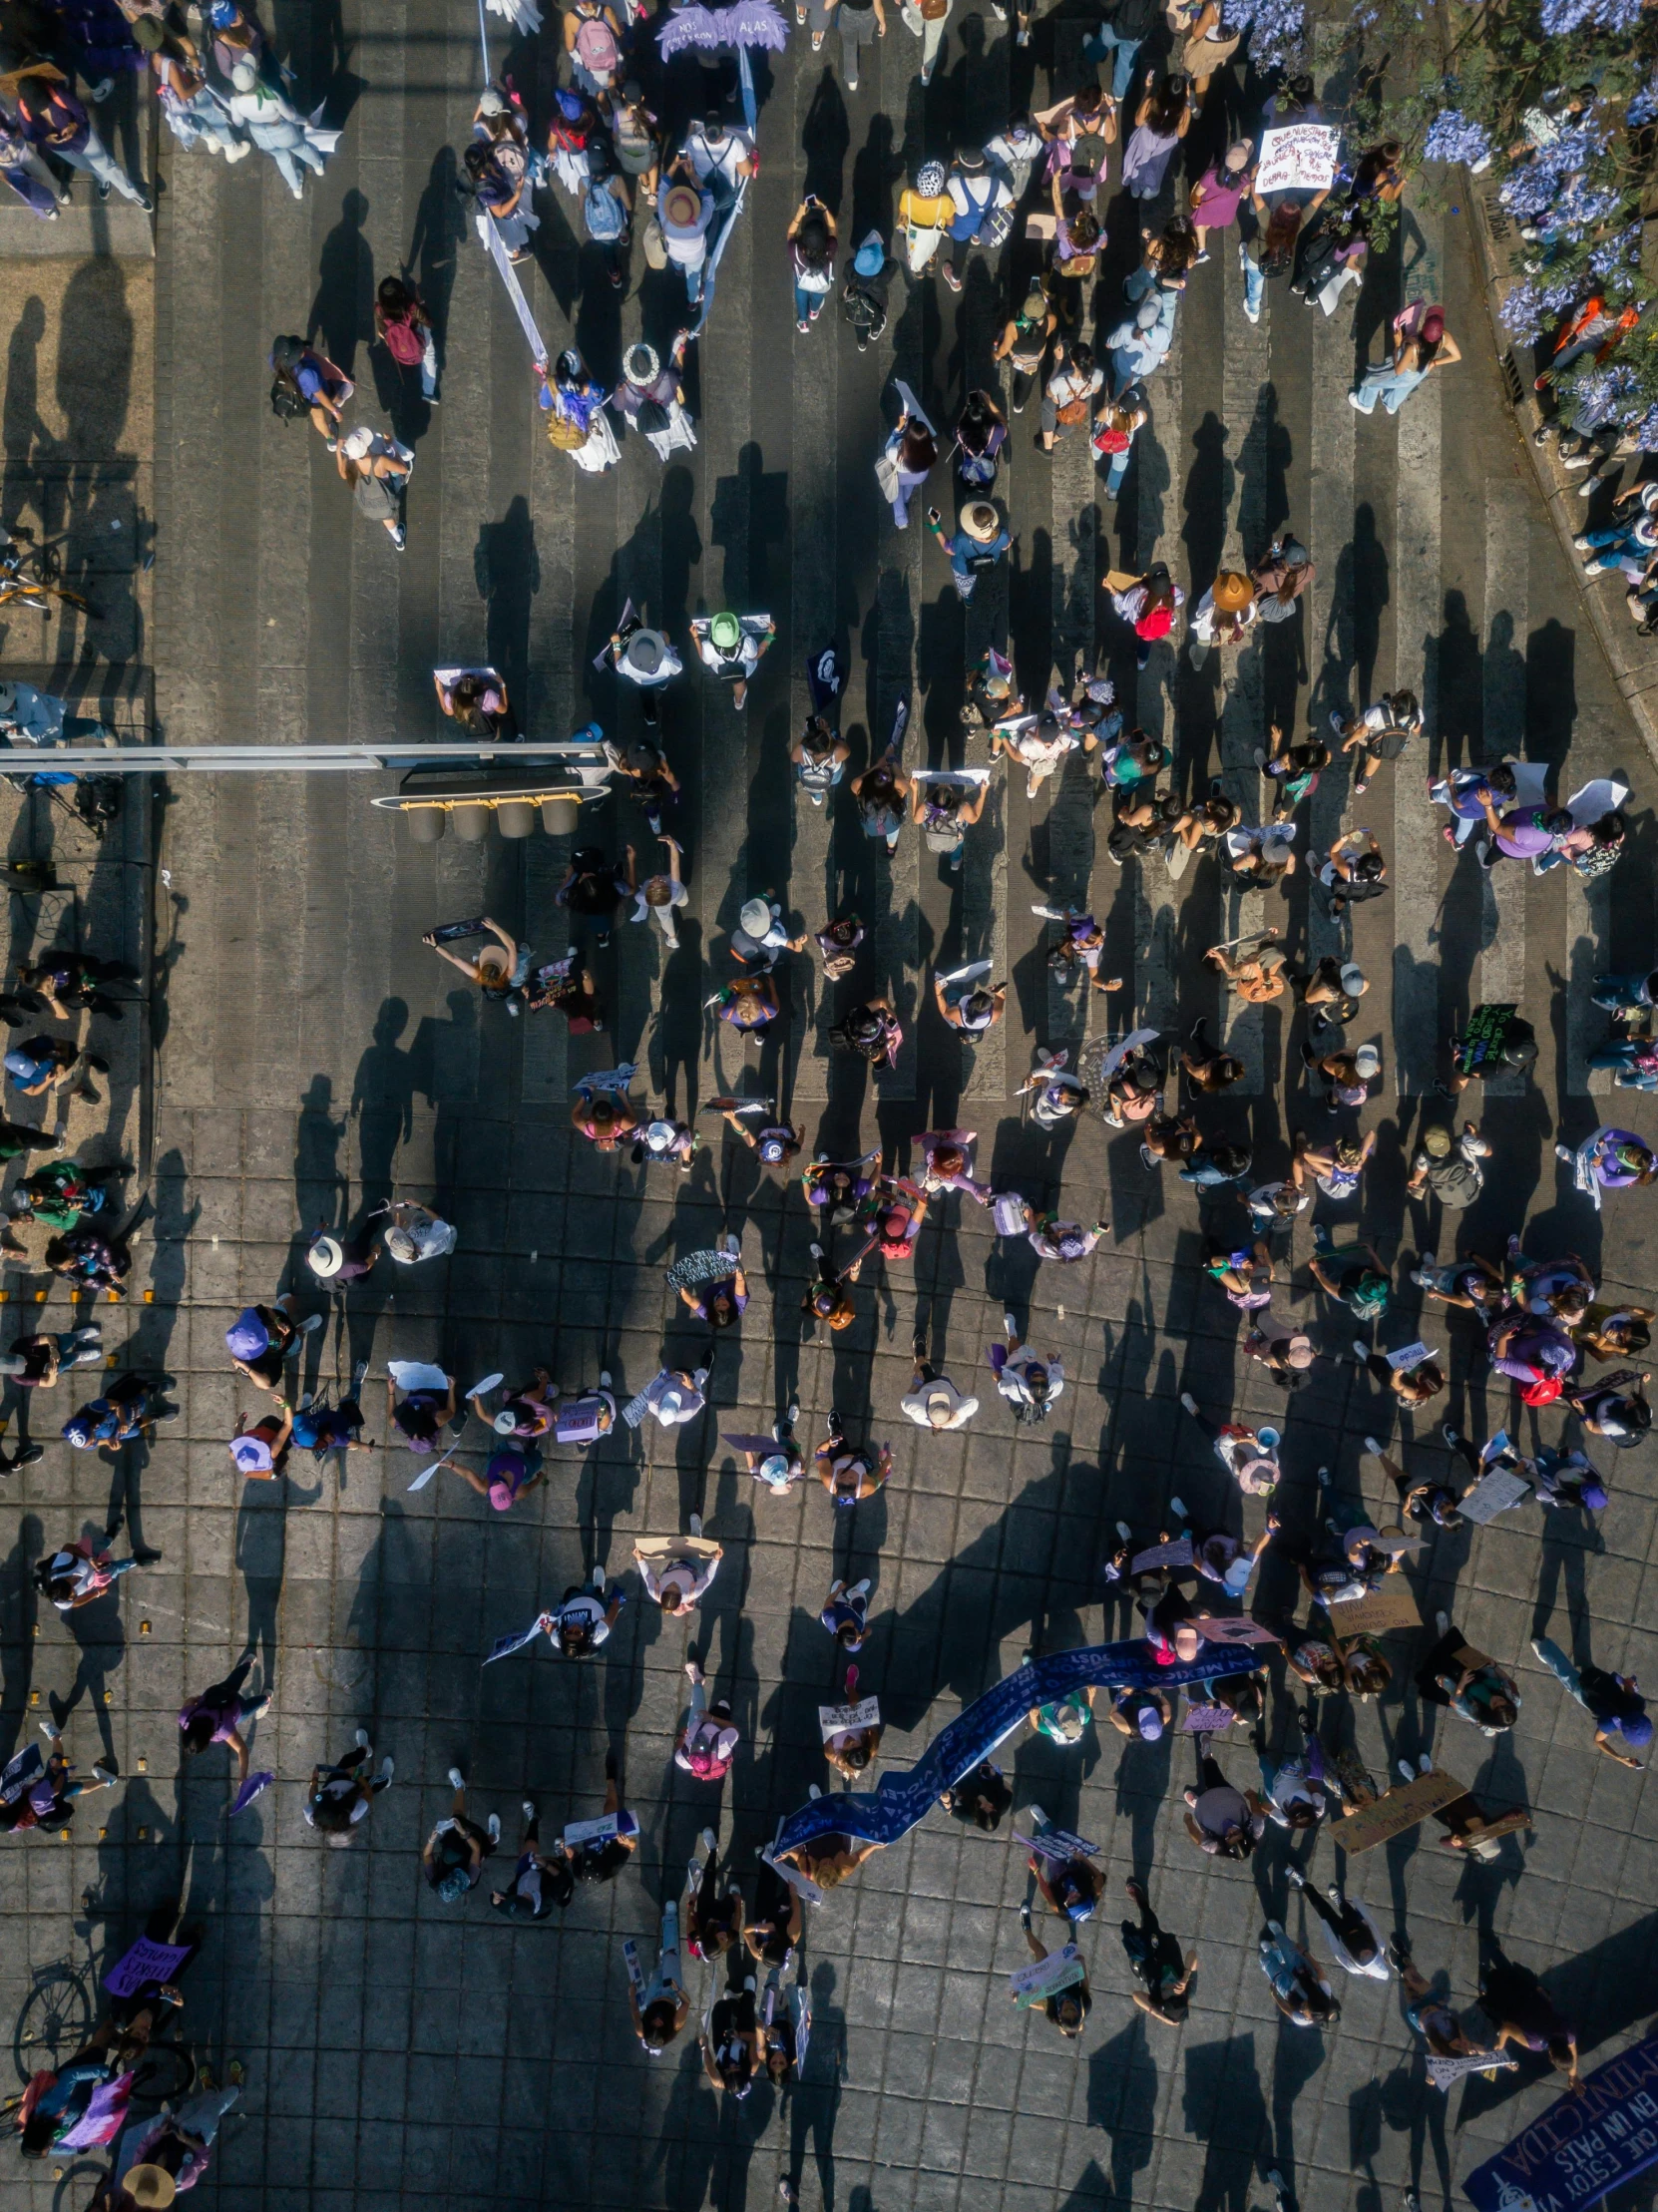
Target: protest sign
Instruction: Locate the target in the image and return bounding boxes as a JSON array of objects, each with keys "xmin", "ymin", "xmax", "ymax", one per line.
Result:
[
  {"xmin": 1010, "ymin": 1944, "xmax": 1084, "ymax": 2006},
  {"xmin": 1327, "ymin": 1582, "xmax": 1423, "ymax": 1636},
  {"xmin": 1427, "ymin": 2048, "xmax": 1516, "ymax": 2090},
  {"xmin": 1385, "ymin": 1340, "xmax": 1436, "ymax": 1371},
  {"xmin": 1338, "ymin": 1768, "xmax": 1465, "ymax": 1853},
  {"xmin": 1131, "ymin": 1537, "xmax": 1194, "ymax": 1574},
  {"xmin": 1182, "ymin": 1703, "xmax": 1235, "ymax": 1733},
  {"xmin": 105, "ymin": 1936, "xmax": 194, "ymax": 1998},
  {"xmin": 1255, "ymin": 124, "xmax": 1339, "ymax": 193},
  {"xmin": 819, "ymin": 1695, "xmax": 882, "ymax": 1741},
  {"xmin": 1463, "ymin": 2031, "xmax": 1658, "ymax": 2209},
  {"xmin": 564, "ymin": 1810, "xmax": 641, "ymax": 1848},
  {"xmin": 1458, "ymin": 1469, "xmax": 1531, "ymax": 1525},
  {"xmin": 1190, "ymin": 1615, "xmax": 1280, "ymax": 1649},
  {"xmin": 1014, "ymin": 1825, "xmax": 1098, "ymax": 1862}
]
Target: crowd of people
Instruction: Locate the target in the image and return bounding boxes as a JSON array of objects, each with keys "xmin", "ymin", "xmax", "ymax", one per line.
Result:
[{"xmin": 0, "ymin": 0, "xmax": 1653, "ymax": 2200}]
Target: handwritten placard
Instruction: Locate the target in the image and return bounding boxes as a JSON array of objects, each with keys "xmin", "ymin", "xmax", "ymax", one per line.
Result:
[
  {"xmin": 1014, "ymin": 1825, "xmax": 1098, "ymax": 1862},
  {"xmin": 1326, "ymin": 1581, "xmax": 1423, "ymax": 1637},
  {"xmin": 1182, "ymin": 1703, "xmax": 1235, "ymax": 1733},
  {"xmin": 564, "ymin": 1809, "xmax": 640, "ymax": 1848},
  {"xmin": 1338, "ymin": 1767, "xmax": 1466, "ymax": 1853},
  {"xmin": 1385, "ymin": 1340, "xmax": 1435, "ymax": 1371},
  {"xmin": 1131, "ymin": 1537, "xmax": 1193, "ymax": 1575},
  {"xmin": 1458, "ymin": 1469, "xmax": 1531, "ymax": 1525},
  {"xmin": 105, "ymin": 1937, "xmax": 194, "ymax": 1998},
  {"xmin": 1255, "ymin": 124, "xmax": 1339, "ymax": 195},
  {"xmin": 1009, "ymin": 1943, "xmax": 1084, "ymax": 2005},
  {"xmin": 819, "ymin": 1694, "xmax": 882, "ymax": 1741},
  {"xmin": 1428, "ymin": 2048, "xmax": 1518, "ymax": 2090}
]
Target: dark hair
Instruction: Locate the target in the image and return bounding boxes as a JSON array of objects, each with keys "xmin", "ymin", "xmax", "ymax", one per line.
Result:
[
  {"xmin": 796, "ymin": 208, "xmax": 831, "ymax": 269},
  {"xmin": 1486, "ymin": 1695, "xmax": 1518, "ymax": 1730},
  {"xmin": 1146, "ymin": 75, "xmax": 1187, "ymax": 131},
  {"xmin": 1548, "ymin": 2035, "xmax": 1576, "ymax": 2070},
  {"xmin": 840, "ymin": 1737, "xmax": 870, "ymax": 1769},
  {"xmin": 181, "ymin": 1711, "xmax": 218, "ymax": 1755},
  {"xmin": 899, "ymin": 425, "xmax": 938, "ymax": 471},
  {"xmin": 1071, "ymin": 341, "xmax": 1096, "ymax": 378},
  {"xmin": 1206, "ymin": 1141, "xmax": 1252, "ymax": 1175},
  {"xmin": 1067, "ymin": 209, "xmax": 1100, "ymax": 251},
  {"xmin": 640, "ymin": 1998, "xmax": 677, "ymax": 2046}
]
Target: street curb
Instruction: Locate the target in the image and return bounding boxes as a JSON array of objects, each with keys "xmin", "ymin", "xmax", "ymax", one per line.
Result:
[{"xmin": 1456, "ymin": 164, "xmax": 1658, "ymax": 780}]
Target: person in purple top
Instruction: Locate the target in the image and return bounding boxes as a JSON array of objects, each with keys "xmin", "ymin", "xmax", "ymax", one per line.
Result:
[{"xmin": 178, "ymin": 1658, "xmax": 268, "ymax": 1784}]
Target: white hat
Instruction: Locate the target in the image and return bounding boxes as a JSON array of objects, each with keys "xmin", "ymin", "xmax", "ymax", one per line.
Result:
[
  {"xmin": 230, "ymin": 60, "xmax": 257, "ymax": 89},
  {"xmin": 307, "ymin": 1234, "xmax": 343, "ymax": 1278},
  {"xmin": 651, "ymin": 1385, "xmax": 686, "ymax": 1424},
  {"xmin": 478, "ymin": 86, "xmax": 507, "ymax": 114},
  {"xmin": 1340, "ymin": 962, "xmax": 1368, "ymax": 998},
  {"xmin": 384, "ymin": 1226, "xmax": 418, "ymax": 1263},
  {"xmin": 739, "ymin": 897, "xmax": 773, "ymax": 938},
  {"xmin": 340, "ymin": 425, "xmax": 374, "ymax": 460},
  {"xmin": 1354, "ymin": 1043, "xmax": 1381, "ymax": 1078}
]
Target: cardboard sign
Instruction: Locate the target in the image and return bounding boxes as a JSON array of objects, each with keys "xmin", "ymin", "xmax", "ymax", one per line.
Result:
[
  {"xmin": 1326, "ymin": 1581, "xmax": 1423, "ymax": 1637},
  {"xmin": 1255, "ymin": 124, "xmax": 1339, "ymax": 194},
  {"xmin": 1427, "ymin": 2048, "xmax": 1517, "ymax": 2090},
  {"xmin": 1130, "ymin": 1537, "xmax": 1193, "ymax": 1575},
  {"xmin": 633, "ymin": 1535, "xmax": 723, "ymax": 1565},
  {"xmin": 1182, "ymin": 1703, "xmax": 1235, "ymax": 1733},
  {"xmin": 563, "ymin": 1809, "xmax": 640, "ymax": 1848},
  {"xmin": 819, "ymin": 1695, "xmax": 882, "ymax": 1741},
  {"xmin": 1457, "ymin": 1469, "xmax": 1531, "ymax": 1525},
  {"xmin": 105, "ymin": 1936, "xmax": 194, "ymax": 1998},
  {"xmin": 1337, "ymin": 1767, "xmax": 1466, "ymax": 1854},
  {"xmin": 1015, "ymin": 1824, "xmax": 1097, "ymax": 1862},
  {"xmin": 1189, "ymin": 1615, "xmax": 1280, "ymax": 1649},
  {"xmin": 1385, "ymin": 1340, "xmax": 1435, "ymax": 1372},
  {"xmin": 1009, "ymin": 1944, "xmax": 1084, "ymax": 2005}
]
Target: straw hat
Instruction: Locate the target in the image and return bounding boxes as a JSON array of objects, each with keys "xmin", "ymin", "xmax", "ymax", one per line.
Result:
[
  {"xmin": 960, "ymin": 502, "xmax": 1000, "ymax": 543},
  {"xmin": 1212, "ymin": 571, "xmax": 1254, "ymax": 614},
  {"xmin": 125, "ymin": 2169, "xmax": 179, "ymax": 2210},
  {"xmin": 659, "ymin": 183, "xmax": 703, "ymax": 231},
  {"xmin": 307, "ymin": 1234, "xmax": 344, "ymax": 1278},
  {"xmin": 623, "ymin": 342, "xmax": 659, "ymax": 385}
]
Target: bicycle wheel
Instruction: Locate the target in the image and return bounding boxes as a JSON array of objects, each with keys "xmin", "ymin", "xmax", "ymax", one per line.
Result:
[
  {"xmin": 14, "ymin": 1965, "xmax": 94, "ymax": 2082},
  {"xmin": 21, "ymin": 545, "xmax": 60, "ymax": 586},
  {"xmin": 128, "ymin": 2037, "xmax": 195, "ymax": 2106}
]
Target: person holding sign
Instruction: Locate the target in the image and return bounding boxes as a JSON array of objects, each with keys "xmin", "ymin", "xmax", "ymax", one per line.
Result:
[
  {"xmin": 1418, "ymin": 1617, "xmax": 1521, "ymax": 1736},
  {"xmin": 684, "ymin": 1828, "xmax": 745, "ymax": 1960},
  {"xmin": 1026, "ymin": 1822, "xmax": 1103, "ymax": 1924},
  {"xmin": 1014, "ymin": 1912, "xmax": 1091, "ymax": 2038},
  {"xmin": 1119, "ymin": 1878, "xmax": 1196, "ymax": 2023}
]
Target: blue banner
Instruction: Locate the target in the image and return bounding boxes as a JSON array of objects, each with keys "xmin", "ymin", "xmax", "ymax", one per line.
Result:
[
  {"xmin": 772, "ymin": 1639, "xmax": 1232, "ymax": 1855},
  {"xmin": 1463, "ymin": 2033, "xmax": 1658, "ymax": 2212}
]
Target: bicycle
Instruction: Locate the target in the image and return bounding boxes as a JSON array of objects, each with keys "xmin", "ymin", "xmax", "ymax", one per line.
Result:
[{"xmin": 0, "ymin": 536, "xmax": 98, "ymax": 620}]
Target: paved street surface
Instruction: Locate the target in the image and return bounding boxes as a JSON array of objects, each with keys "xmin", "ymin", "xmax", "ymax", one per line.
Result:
[{"xmin": 0, "ymin": 4, "xmax": 1656, "ymax": 2210}]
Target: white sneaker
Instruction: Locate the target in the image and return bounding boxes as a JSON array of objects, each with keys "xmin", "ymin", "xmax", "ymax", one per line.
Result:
[
  {"xmin": 1179, "ymin": 1392, "xmax": 1197, "ymax": 1416},
  {"xmin": 447, "ymin": 1766, "xmax": 466, "ymax": 1790},
  {"xmin": 487, "ymin": 1813, "xmax": 501, "ymax": 1843},
  {"xmin": 1168, "ymin": 1497, "xmax": 1186, "ymax": 1521},
  {"xmin": 298, "ymin": 1312, "xmax": 324, "ymax": 1334},
  {"xmin": 599, "ymin": 1369, "xmax": 613, "ymax": 1388},
  {"xmin": 1436, "ymin": 1610, "xmax": 1450, "ymax": 1635},
  {"xmin": 524, "ymin": 1800, "xmax": 537, "ymax": 1822},
  {"xmin": 808, "ymin": 1783, "xmax": 822, "ymax": 1799},
  {"xmin": 593, "ymin": 1563, "xmax": 606, "ymax": 1593},
  {"xmin": 1364, "ymin": 1436, "xmax": 1385, "ymax": 1457},
  {"xmin": 1116, "ymin": 1520, "xmax": 1132, "ymax": 1542},
  {"xmin": 688, "ymin": 1514, "xmax": 702, "ymax": 1537},
  {"xmin": 380, "ymin": 1757, "xmax": 395, "ymax": 1782},
  {"xmin": 355, "ymin": 1728, "xmax": 370, "ymax": 1748},
  {"xmin": 701, "ymin": 1826, "xmax": 717, "ymax": 1853},
  {"xmin": 848, "ymin": 1577, "xmax": 871, "ymax": 1598},
  {"xmin": 1003, "ymin": 1310, "xmax": 1018, "ymax": 1337}
]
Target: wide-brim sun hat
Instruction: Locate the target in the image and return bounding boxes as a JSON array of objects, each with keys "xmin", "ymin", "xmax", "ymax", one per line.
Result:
[
  {"xmin": 659, "ymin": 184, "xmax": 702, "ymax": 230},
  {"xmin": 852, "ymin": 231, "xmax": 885, "ymax": 276},
  {"xmin": 624, "ymin": 629, "xmax": 665, "ymax": 675},
  {"xmin": 307, "ymin": 1234, "xmax": 343, "ymax": 1278},
  {"xmin": 739, "ymin": 896, "xmax": 773, "ymax": 937},
  {"xmin": 961, "ymin": 502, "xmax": 1000, "ymax": 542},
  {"xmin": 710, "ymin": 612, "xmax": 741, "ymax": 652},
  {"xmin": 1213, "ymin": 570, "xmax": 1254, "ymax": 613},
  {"xmin": 126, "ymin": 2167, "xmax": 179, "ymax": 2209},
  {"xmin": 623, "ymin": 342, "xmax": 659, "ymax": 385}
]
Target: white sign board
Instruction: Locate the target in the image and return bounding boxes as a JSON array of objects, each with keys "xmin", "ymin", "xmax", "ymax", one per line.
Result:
[
  {"xmin": 1255, "ymin": 125, "xmax": 1339, "ymax": 195},
  {"xmin": 1458, "ymin": 1469, "xmax": 1531, "ymax": 1525},
  {"xmin": 818, "ymin": 1695, "xmax": 882, "ymax": 1741},
  {"xmin": 1009, "ymin": 1943, "xmax": 1084, "ymax": 2005}
]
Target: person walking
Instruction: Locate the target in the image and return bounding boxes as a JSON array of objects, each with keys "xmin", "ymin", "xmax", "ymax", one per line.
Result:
[
  {"xmin": 423, "ymin": 1768, "xmax": 500, "ymax": 1903},
  {"xmin": 1529, "ymin": 1634, "xmax": 1649, "ymax": 1765},
  {"xmin": 926, "ymin": 500, "xmax": 1012, "ymax": 602},
  {"xmin": 1120, "ymin": 1878, "xmax": 1197, "ymax": 2022},
  {"xmin": 787, "ymin": 196, "xmax": 837, "ymax": 329},
  {"xmin": 1036, "ymin": 338, "xmax": 1103, "ymax": 456},
  {"xmin": 224, "ymin": 61, "xmax": 333, "ymax": 198},
  {"xmin": 900, "ymin": 1332, "xmax": 980, "ymax": 1430},
  {"xmin": 1350, "ymin": 304, "xmax": 1460, "ymax": 415},
  {"xmin": 177, "ymin": 1659, "xmax": 269, "ymax": 1785},
  {"xmin": 373, "ymin": 273, "xmax": 438, "ymax": 404},
  {"xmin": 17, "ymin": 74, "xmax": 151, "ymax": 207},
  {"xmin": 631, "ymin": 1896, "xmax": 691, "ymax": 2052},
  {"xmin": 302, "ymin": 1730, "xmax": 393, "ymax": 1840}
]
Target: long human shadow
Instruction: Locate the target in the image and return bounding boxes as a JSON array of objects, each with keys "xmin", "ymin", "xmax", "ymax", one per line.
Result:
[
  {"xmin": 1083, "ymin": 2016, "xmax": 1159, "ymax": 2207},
  {"xmin": 1455, "ymin": 1911, "xmax": 1658, "ymax": 2127},
  {"xmin": 1184, "ymin": 2029, "xmax": 1268, "ymax": 2212}
]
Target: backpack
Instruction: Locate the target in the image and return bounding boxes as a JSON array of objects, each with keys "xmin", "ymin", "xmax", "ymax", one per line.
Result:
[
  {"xmin": 1426, "ymin": 1153, "xmax": 1482, "ymax": 1209},
  {"xmin": 270, "ymin": 375, "xmax": 308, "ymax": 422},
  {"xmin": 382, "ymin": 314, "xmax": 424, "ymax": 367},
  {"xmin": 575, "ymin": 16, "xmax": 619, "ymax": 72},
  {"xmin": 584, "ymin": 180, "xmax": 626, "ymax": 240}
]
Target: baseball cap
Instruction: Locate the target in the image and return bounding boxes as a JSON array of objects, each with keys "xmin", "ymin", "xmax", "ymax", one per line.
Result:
[
  {"xmin": 1136, "ymin": 1703, "xmax": 1164, "ymax": 1740},
  {"xmin": 230, "ymin": 1432, "xmax": 275, "ymax": 1474},
  {"xmin": 1340, "ymin": 962, "xmax": 1367, "ymax": 997},
  {"xmin": 1354, "ymin": 1044, "xmax": 1381, "ymax": 1078}
]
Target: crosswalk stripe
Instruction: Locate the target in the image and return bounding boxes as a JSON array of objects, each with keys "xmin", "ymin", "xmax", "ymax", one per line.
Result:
[
  {"xmin": 1216, "ymin": 240, "xmax": 1269, "ymax": 1092},
  {"xmin": 1390, "ymin": 194, "xmax": 1445, "ymax": 1097},
  {"xmin": 1478, "ymin": 493, "xmax": 1530, "ymax": 1095}
]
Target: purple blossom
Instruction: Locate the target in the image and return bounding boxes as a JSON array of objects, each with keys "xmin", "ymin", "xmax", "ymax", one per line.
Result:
[
  {"xmin": 1589, "ymin": 225, "xmax": 1641, "ymax": 279},
  {"xmin": 1540, "ymin": 0, "xmax": 1640, "ymax": 29},
  {"xmin": 1499, "ymin": 274, "xmax": 1584, "ymax": 341},
  {"xmin": 1500, "ymin": 165, "xmax": 1562, "ymax": 218},
  {"xmin": 1423, "ymin": 110, "xmax": 1491, "ymax": 166},
  {"xmin": 1630, "ymin": 79, "xmax": 1658, "ymax": 128},
  {"xmin": 1231, "ymin": 0, "xmax": 1306, "ymax": 68},
  {"xmin": 1629, "ymin": 403, "xmax": 1658, "ymax": 452}
]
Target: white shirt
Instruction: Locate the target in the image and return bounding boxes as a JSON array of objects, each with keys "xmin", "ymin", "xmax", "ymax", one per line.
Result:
[
  {"xmin": 1189, "ymin": 588, "xmax": 1259, "ymax": 647},
  {"xmin": 630, "ymin": 877, "xmax": 688, "ymax": 930},
  {"xmin": 1313, "ymin": 1896, "xmax": 1390, "ymax": 1980},
  {"xmin": 998, "ymin": 1348, "xmax": 1064, "ymax": 1407},
  {"xmin": 636, "ymin": 1550, "xmax": 719, "ymax": 1607},
  {"xmin": 391, "ymin": 1206, "xmax": 457, "ymax": 1260},
  {"xmin": 683, "ymin": 126, "xmax": 753, "ymax": 186},
  {"xmin": 901, "ymin": 1378, "xmax": 980, "ymax": 1430}
]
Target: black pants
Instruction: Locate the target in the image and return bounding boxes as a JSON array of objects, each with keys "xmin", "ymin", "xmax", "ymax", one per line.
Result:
[
  {"xmin": 1298, "ymin": 1879, "xmax": 1375, "ymax": 1962},
  {"xmin": 1120, "ymin": 1892, "xmax": 1183, "ymax": 1992},
  {"xmin": 1416, "ymin": 1626, "xmax": 1465, "ymax": 1706}
]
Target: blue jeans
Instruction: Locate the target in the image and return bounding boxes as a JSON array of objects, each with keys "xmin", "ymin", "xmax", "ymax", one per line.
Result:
[
  {"xmin": 793, "ymin": 280, "xmax": 826, "ymax": 324},
  {"xmin": 1532, "ymin": 1635, "xmax": 1584, "ymax": 1704},
  {"xmin": 1241, "ymin": 247, "xmax": 1264, "ymax": 320},
  {"xmin": 1350, "ymin": 365, "xmax": 1429, "ymax": 415},
  {"xmin": 1082, "ymin": 21, "xmax": 1141, "ymax": 99},
  {"xmin": 1588, "ymin": 1043, "xmax": 1658, "ymax": 1090},
  {"xmin": 1104, "ymin": 444, "xmax": 1131, "ymax": 498},
  {"xmin": 1592, "ymin": 973, "xmax": 1656, "ymax": 1012},
  {"xmin": 59, "ymin": 130, "xmax": 145, "ymax": 205}
]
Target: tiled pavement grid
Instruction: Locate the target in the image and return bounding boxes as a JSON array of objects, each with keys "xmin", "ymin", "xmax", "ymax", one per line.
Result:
[{"xmin": 1, "ymin": 1, "xmax": 1658, "ymax": 2210}]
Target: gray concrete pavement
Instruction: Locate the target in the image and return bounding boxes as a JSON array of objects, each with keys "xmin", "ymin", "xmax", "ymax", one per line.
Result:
[{"xmin": 0, "ymin": 5, "xmax": 1656, "ymax": 2211}]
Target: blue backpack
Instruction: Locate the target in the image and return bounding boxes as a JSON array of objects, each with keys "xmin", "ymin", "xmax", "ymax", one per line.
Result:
[{"xmin": 584, "ymin": 181, "xmax": 626, "ymax": 242}]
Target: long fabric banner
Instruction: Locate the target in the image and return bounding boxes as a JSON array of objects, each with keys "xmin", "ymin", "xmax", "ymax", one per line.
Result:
[
  {"xmin": 772, "ymin": 1639, "xmax": 1224, "ymax": 1854},
  {"xmin": 1463, "ymin": 2032, "xmax": 1658, "ymax": 2210}
]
